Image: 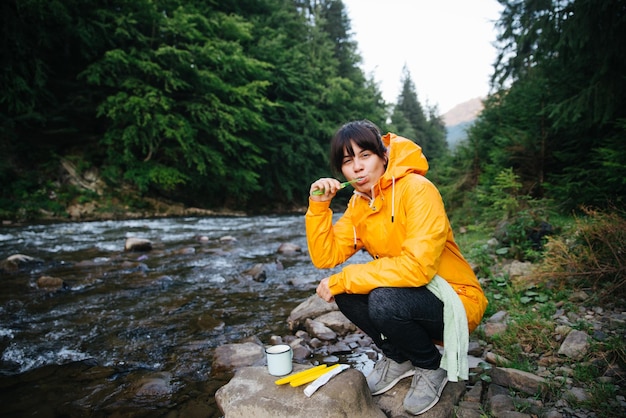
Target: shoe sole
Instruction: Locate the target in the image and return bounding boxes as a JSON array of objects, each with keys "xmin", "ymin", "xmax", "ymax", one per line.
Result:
[
  {"xmin": 371, "ymin": 369, "xmax": 415, "ymax": 396},
  {"xmin": 405, "ymin": 377, "xmax": 449, "ymax": 415}
]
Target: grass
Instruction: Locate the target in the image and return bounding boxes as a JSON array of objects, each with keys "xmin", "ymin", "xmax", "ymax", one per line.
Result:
[{"xmin": 461, "ymin": 209, "xmax": 626, "ymax": 417}]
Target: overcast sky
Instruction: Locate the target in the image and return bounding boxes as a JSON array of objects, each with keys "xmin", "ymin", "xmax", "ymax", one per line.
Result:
[{"xmin": 341, "ymin": 0, "xmax": 503, "ymax": 113}]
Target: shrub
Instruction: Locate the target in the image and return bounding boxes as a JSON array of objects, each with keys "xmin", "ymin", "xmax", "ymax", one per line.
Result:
[{"xmin": 534, "ymin": 207, "xmax": 626, "ymax": 302}]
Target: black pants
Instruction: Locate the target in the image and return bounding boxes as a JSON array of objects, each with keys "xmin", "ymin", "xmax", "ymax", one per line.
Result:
[{"xmin": 335, "ymin": 287, "xmax": 444, "ymax": 370}]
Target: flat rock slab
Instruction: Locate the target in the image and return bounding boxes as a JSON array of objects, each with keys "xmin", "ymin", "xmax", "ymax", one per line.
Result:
[
  {"xmin": 374, "ymin": 378, "xmax": 467, "ymax": 418},
  {"xmin": 215, "ymin": 365, "xmax": 386, "ymax": 418}
]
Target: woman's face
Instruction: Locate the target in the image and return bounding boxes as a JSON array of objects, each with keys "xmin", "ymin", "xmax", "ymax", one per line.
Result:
[{"xmin": 341, "ymin": 140, "xmax": 387, "ymax": 194}]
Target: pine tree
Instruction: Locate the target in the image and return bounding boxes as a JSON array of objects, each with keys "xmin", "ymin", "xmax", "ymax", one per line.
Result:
[
  {"xmin": 487, "ymin": 0, "xmax": 626, "ymax": 209},
  {"xmin": 391, "ymin": 66, "xmax": 447, "ymax": 161}
]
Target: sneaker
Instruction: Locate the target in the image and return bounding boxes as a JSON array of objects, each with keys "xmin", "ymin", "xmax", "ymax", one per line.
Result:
[
  {"xmin": 366, "ymin": 356, "xmax": 415, "ymax": 395},
  {"xmin": 403, "ymin": 367, "xmax": 448, "ymax": 415}
]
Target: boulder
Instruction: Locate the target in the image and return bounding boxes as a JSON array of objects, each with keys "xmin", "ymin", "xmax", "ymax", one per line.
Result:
[
  {"xmin": 124, "ymin": 238, "xmax": 153, "ymax": 252},
  {"xmin": 215, "ymin": 365, "xmax": 386, "ymax": 418},
  {"xmin": 243, "ymin": 263, "xmax": 267, "ymax": 282},
  {"xmin": 304, "ymin": 318, "xmax": 336, "ymax": 341},
  {"xmin": 1, "ymin": 254, "xmax": 41, "ymax": 272},
  {"xmin": 490, "ymin": 367, "xmax": 548, "ymax": 396},
  {"xmin": 277, "ymin": 242, "xmax": 302, "ymax": 254},
  {"xmin": 287, "ymin": 295, "xmax": 338, "ymax": 332},
  {"xmin": 211, "ymin": 342, "xmax": 265, "ymax": 374},
  {"xmin": 557, "ymin": 330, "xmax": 590, "ymax": 360},
  {"xmin": 36, "ymin": 276, "xmax": 66, "ymax": 291},
  {"xmin": 314, "ymin": 310, "xmax": 357, "ymax": 335},
  {"xmin": 374, "ymin": 378, "xmax": 466, "ymax": 418}
]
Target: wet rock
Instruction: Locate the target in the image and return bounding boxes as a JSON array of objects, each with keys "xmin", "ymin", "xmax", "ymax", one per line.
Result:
[
  {"xmin": 269, "ymin": 335, "xmax": 283, "ymax": 345},
  {"xmin": 119, "ymin": 260, "xmax": 149, "ymax": 273},
  {"xmin": 124, "ymin": 237, "xmax": 153, "ymax": 252},
  {"xmin": 36, "ymin": 276, "xmax": 66, "ymax": 291},
  {"xmin": 155, "ymin": 275, "xmax": 174, "ymax": 290},
  {"xmin": 314, "ymin": 311, "xmax": 356, "ymax": 335},
  {"xmin": 132, "ymin": 372, "xmax": 174, "ymax": 398},
  {"xmin": 243, "ymin": 263, "xmax": 267, "ymax": 282},
  {"xmin": 215, "ymin": 366, "xmax": 385, "ymax": 418},
  {"xmin": 304, "ymin": 318, "xmax": 336, "ymax": 341},
  {"xmin": 219, "ymin": 235, "xmax": 237, "ymax": 242},
  {"xmin": 195, "ymin": 235, "xmax": 210, "ymax": 242},
  {"xmin": 243, "ymin": 261, "xmax": 283, "ymax": 282},
  {"xmin": 173, "ymin": 246, "xmax": 195, "ymax": 255},
  {"xmin": 287, "ymin": 295, "xmax": 338, "ymax": 332},
  {"xmin": 557, "ymin": 330, "xmax": 590, "ymax": 360},
  {"xmin": 277, "ymin": 242, "xmax": 302, "ymax": 254},
  {"xmin": 1, "ymin": 254, "xmax": 41, "ymax": 272},
  {"xmin": 195, "ymin": 314, "xmax": 225, "ymax": 332}
]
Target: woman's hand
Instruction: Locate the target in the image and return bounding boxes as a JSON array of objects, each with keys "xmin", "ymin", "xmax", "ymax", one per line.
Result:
[
  {"xmin": 316, "ymin": 277, "xmax": 335, "ymax": 303},
  {"xmin": 310, "ymin": 178, "xmax": 343, "ymax": 202}
]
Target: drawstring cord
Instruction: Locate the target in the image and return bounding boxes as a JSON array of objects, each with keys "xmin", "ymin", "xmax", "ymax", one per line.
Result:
[
  {"xmin": 351, "ymin": 174, "xmax": 397, "ymax": 249},
  {"xmin": 391, "ymin": 176, "xmax": 395, "ymax": 223},
  {"xmin": 368, "ymin": 185, "xmax": 376, "ymax": 211}
]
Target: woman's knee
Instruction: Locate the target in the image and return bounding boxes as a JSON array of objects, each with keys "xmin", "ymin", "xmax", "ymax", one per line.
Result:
[
  {"xmin": 368, "ymin": 288, "xmax": 404, "ymax": 320},
  {"xmin": 368, "ymin": 287, "xmax": 443, "ymax": 321}
]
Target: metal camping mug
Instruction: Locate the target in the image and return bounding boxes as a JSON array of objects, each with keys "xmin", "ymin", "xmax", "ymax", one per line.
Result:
[{"xmin": 265, "ymin": 344, "xmax": 293, "ymax": 376}]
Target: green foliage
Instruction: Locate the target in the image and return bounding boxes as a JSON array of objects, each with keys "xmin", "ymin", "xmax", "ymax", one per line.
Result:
[
  {"xmin": 80, "ymin": 3, "xmax": 273, "ymax": 199},
  {"xmin": 466, "ymin": 243, "xmax": 496, "ymax": 280},
  {"xmin": 0, "ymin": 0, "xmax": 388, "ymax": 213},
  {"xmin": 485, "ymin": 0, "xmax": 626, "ymax": 210},
  {"xmin": 518, "ymin": 287, "xmax": 549, "ymax": 305},
  {"xmin": 471, "ymin": 167, "xmax": 554, "ymax": 261},
  {"xmin": 477, "ymin": 167, "xmax": 523, "ymax": 218},
  {"xmin": 2, "ymin": 0, "xmax": 624, "ymax": 218}
]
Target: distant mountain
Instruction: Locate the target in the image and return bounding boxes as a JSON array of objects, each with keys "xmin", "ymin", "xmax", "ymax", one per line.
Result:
[{"xmin": 442, "ymin": 97, "xmax": 484, "ymax": 149}]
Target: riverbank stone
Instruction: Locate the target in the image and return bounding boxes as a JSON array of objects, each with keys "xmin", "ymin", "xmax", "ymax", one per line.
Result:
[
  {"xmin": 557, "ymin": 329, "xmax": 590, "ymax": 360},
  {"xmin": 124, "ymin": 237, "xmax": 153, "ymax": 252},
  {"xmin": 1, "ymin": 254, "xmax": 41, "ymax": 272},
  {"xmin": 215, "ymin": 365, "xmax": 386, "ymax": 418},
  {"xmin": 490, "ymin": 367, "xmax": 549, "ymax": 396},
  {"xmin": 287, "ymin": 294, "xmax": 338, "ymax": 331}
]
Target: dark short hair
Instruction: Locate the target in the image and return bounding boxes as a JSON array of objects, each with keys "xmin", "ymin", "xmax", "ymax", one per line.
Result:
[{"xmin": 330, "ymin": 120, "xmax": 387, "ymax": 175}]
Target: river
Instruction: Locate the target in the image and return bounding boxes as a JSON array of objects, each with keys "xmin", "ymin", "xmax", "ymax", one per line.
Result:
[{"xmin": 0, "ymin": 214, "xmax": 369, "ymax": 417}]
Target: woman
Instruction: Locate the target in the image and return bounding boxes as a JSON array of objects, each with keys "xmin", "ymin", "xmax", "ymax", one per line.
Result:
[{"xmin": 305, "ymin": 120, "xmax": 487, "ymax": 415}]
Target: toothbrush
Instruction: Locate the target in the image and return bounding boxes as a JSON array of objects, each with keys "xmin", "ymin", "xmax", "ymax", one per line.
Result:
[{"xmin": 311, "ymin": 178, "xmax": 361, "ymax": 196}]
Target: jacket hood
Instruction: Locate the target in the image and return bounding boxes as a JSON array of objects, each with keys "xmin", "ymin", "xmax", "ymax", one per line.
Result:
[{"xmin": 380, "ymin": 133, "xmax": 429, "ymax": 189}]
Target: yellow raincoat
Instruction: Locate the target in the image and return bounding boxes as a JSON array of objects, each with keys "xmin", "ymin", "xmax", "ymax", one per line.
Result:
[{"xmin": 305, "ymin": 133, "xmax": 487, "ymax": 332}]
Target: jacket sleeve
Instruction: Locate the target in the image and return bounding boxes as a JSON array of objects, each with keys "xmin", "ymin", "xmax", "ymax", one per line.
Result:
[
  {"xmin": 328, "ymin": 177, "xmax": 449, "ymax": 295},
  {"xmin": 305, "ymin": 198, "xmax": 359, "ymax": 269}
]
